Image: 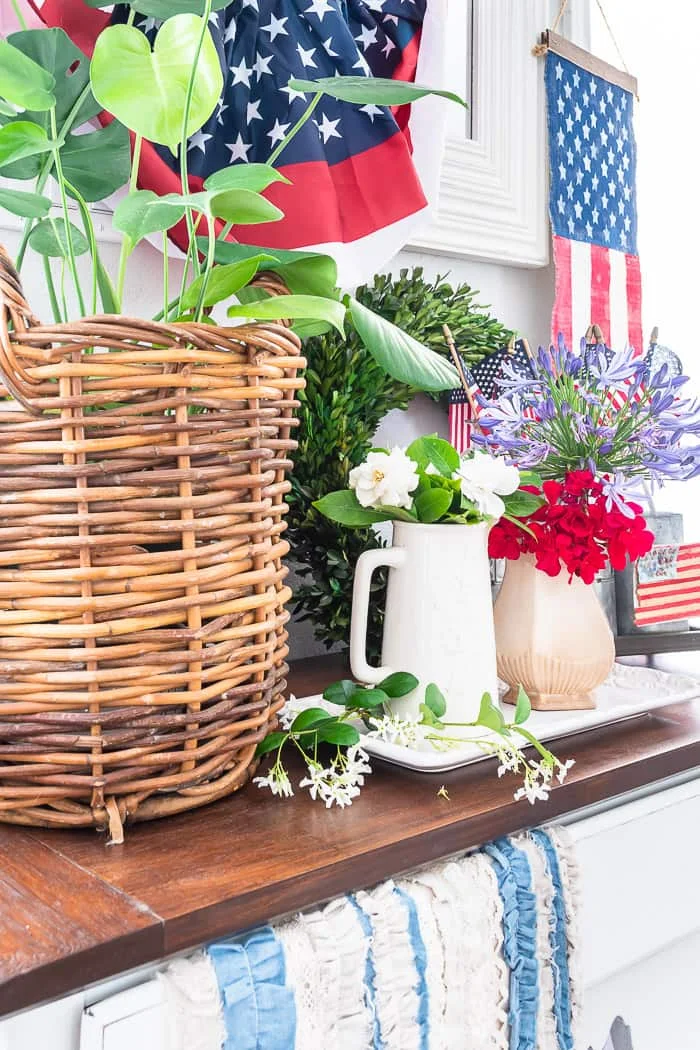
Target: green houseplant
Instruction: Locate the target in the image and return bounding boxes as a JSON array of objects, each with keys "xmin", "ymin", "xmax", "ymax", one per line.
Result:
[{"xmin": 0, "ymin": 2, "xmax": 469, "ymax": 836}]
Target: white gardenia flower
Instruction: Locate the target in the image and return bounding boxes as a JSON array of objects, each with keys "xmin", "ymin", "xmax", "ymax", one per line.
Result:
[
  {"xmin": 349, "ymin": 447, "xmax": 419, "ymax": 510},
  {"xmin": 454, "ymin": 451, "xmax": 520, "ymax": 521}
]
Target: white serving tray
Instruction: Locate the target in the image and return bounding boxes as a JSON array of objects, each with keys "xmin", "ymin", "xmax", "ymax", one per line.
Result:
[{"xmin": 297, "ymin": 663, "xmax": 700, "ymax": 773}]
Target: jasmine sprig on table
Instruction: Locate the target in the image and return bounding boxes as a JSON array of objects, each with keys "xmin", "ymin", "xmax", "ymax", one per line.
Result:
[{"xmin": 253, "ymin": 673, "xmax": 574, "ymax": 807}]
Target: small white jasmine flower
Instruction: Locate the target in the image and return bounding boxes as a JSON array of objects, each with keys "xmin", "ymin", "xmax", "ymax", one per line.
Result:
[
  {"xmin": 367, "ymin": 713, "xmax": 421, "ymax": 748},
  {"xmin": 496, "ymin": 748, "xmax": 521, "ymax": 777},
  {"xmin": 253, "ymin": 767, "xmax": 294, "ymax": 798},
  {"xmin": 513, "ymin": 780, "xmax": 551, "ymax": 805},
  {"xmin": 556, "ymin": 758, "xmax": 575, "ymax": 784},
  {"xmin": 299, "ymin": 763, "xmax": 331, "ymax": 801},
  {"xmin": 349, "ymin": 447, "xmax": 419, "ymax": 510},
  {"xmin": 454, "ymin": 451, "xmax": 520, "ymax": 520},
  {"xmin": 278, "ymin": 693, "xmax": 301, "ymax": 730}
]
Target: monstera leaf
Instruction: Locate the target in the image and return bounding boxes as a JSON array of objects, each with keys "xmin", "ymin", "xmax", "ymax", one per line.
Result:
[
  {"xmin": 0, "ymin": 38, "xmax": 55, "ymax": 112},
  {"xmin": 90, "ymin": 16, "xmax": 223, "ymax": 148},
  {"xmin": 0, "ymin": 28, "xmax": 130, "ymax": 203}
]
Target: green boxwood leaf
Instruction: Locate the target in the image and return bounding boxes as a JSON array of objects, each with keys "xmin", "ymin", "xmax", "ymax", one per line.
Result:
[
  {"xmin": 289, "ymin": 76, "xmax": 467, "ymax": 110},
  {"xmin": 204, "ymin": 164, "xmax": 290, "ymax": 194},
  {"xmin": 227, "ymin": 293, "xmax": 346, "ymax": 335},
  {"xmin": 90, "ymin": 17, "xmax": 223, "ymax": 148},
  {"xmin": 477, "ymin": 692, "xmax": 506, "ymax": 734},
  {"xmin": 347, "ymin": 296, "xmax": 460, "ymax": 392},
  {"xmin": 290, "ymin": 707, "xmax": 332, "ymax": 732},
  {"xmin": 377, "ymin": 671, "xmax": 419, "ymax": 698},
  {"xmin": 0, "ymin": 38, "xmax": 56, "ymax": 111},
  {"xmin": 28, "ymin": 218, "xmax": 89, "ymax": 258},
  {"xmin": 0, "ymin": 121, "xmax": 52, "ymax": 168},
  {"xmin": 313, "ymin": 491, "xmax": 390, "ymax": 527},
  {"xmin": 323, "ymin": 679, "xmax": 357, "ymax": 706},
  {"xmin": 414, "ymin": 488, "xmax": 453, "ymax": 523},
  {"xmin": 61, "ymin": 120, "xmax": 131, "ymax": 203},
  {"xmin": 316, "ymin": 722, "xmax": 361, "ymax": 746},
  {"xmin": 254, "ymin": 730, "xmax": 288, "ymax": 757},
  {"xmin": 513, "ymin": 686, "xmax": 531, "ymax": 725},
  {"xmin": 181, "ymin": 257, "xmax": 270, "ymax": 311},
  {"xmin": 425, "ymin": 682, "xmax": 447, "ymax": 718},
  {"xmin": 0, "ymin": 187, "xmax": 51, "ymax": 219}
]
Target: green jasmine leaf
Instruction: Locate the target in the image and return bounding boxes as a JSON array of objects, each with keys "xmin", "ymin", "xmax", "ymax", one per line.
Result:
[
  {"xmin": 347, "ymin": 688, "xmax": 387, "ymax": 708},
  {"xmin": 414, "ymin": 487, "xmax": 453, "ymax": 523},
  {"xmin": 513, "ymin": 686, "xmax": 532, "ymax": 725},
  {"xmin": 313, "ymin": 491, "xmax": 390, "ymax": 527},
  {"xmin": 347, "ymin": 296, "xmax": 460, "ymax": 392},
  {"xmin": 377, "ymin": 671, "xmax": 419, "ymax": 698},
  {"xmin": 316, "ymin": 722, "xmax": 361, "ymax": 746},
  {"xmin": 290, "ymin": 707, "xmax": 332, "ymax": 732},
  {"xmin": 419, "ymin": 703, "xmax": 443, "ymax": 728},
  {"xmin": 425, "ymin": 682, "xmax": 447, "ymax": 719},
  {"xmin": 323, "ymin": 679, "xmax": 358, "ymax": 706},
  {"xmin": 289, "ymin": 75, "xmax": 467, "ymax": 110},
  {"xmin": 254, "ymin": 730, "xmax": 288, "ymax": 757}
]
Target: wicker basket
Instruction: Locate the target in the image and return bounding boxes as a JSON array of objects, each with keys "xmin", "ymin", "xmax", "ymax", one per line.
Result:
[{"xmin": 0, "ymin": 246, "xmax": 305, "ymax": 839}]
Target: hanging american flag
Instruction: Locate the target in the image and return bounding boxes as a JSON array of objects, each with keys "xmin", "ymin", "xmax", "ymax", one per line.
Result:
[
  {"xmin": 545, "ymin": 49, "xmax": 643, "ymax": 355},
  {"xmin": 633, "ymin": 543, "xmax": 700, "ymax": 627},
  {"xmin": 29, "ymin": 0, "xmax": 447, "ymax": 286}
]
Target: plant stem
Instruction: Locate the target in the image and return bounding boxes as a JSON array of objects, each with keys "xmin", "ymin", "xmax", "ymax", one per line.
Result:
[
  {"xmin": 50, "ymin": 108, "xmax": 86, "ymax": 317},
  {"xmin": 16, "ymin": 82, "xmax": 94, "ymax": 271},
  {"xmin": 127, "ymin": 7, "xmax": 136, "ymax": 25},
  {"xmin": 65, "ymin": 179, "xmax": 99, "ymax": 315},
  {"xmin": 42, "ymin": 256, "xmax": 62, "ymax": 323},
  {"xmin": 175, "ymin": 212, "xmax": 204, "ymax": 318},
  {"xmin": 162, "ymin": 230, "xmax": 169, "ymax": 322},
  {"xmin": 267, "ymin": 92, "xmax": 323, "ymax": 166},
  {"xmin": 193, "ymin": 215, "xmax": 216, "ymax": 321},
  {"xmin": 10, "ymin": 0, "xmax": 28, "ymax": 30},
  {"xmin": 115, "ymin": 132, "xmax": 142, "ymax": 310},
  {"xmin": 217, "ymin": 220, "xmax": 233, "ymax": 243},
  {"xmin": 59, "ymin": 257, "xmax": 69, "ymax": 321},
  {"xmin": 178, "ymin": 0, "xmax": 213, "ymax": 280}
]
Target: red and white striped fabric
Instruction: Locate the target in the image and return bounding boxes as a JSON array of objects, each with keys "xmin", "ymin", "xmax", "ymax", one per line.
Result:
[
  {"xmin": 552, "ymin": 238, "xmax": 643, "ymax": 358},
  {"xmin": 634, "ymin": 543, "xmax": 700, "ymax": 627},
  {"xmin": 448, "ymin": 396, "xmax": 473, "ymax": 455}
]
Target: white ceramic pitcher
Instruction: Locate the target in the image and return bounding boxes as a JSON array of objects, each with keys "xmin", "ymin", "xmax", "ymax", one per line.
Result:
[{"xmin": 350, "ymin": 521, "xmax": 498, "ymax": 721}]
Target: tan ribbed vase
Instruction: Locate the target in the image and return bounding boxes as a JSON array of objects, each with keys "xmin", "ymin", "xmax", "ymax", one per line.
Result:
[{"xmin": 494, "ymin": 555, "xmax": 615, "ymax": 711}]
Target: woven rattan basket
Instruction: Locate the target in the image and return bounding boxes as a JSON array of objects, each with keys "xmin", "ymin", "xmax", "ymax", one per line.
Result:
[{"xmin": 0, "ymin": 246, "xmax": 305, "ymax": 839}]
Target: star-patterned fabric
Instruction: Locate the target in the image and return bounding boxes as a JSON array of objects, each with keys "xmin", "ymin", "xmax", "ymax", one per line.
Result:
[
  {"xmin": 36, "ymin": 0, "xmax": 444, "ymax": 284},
  {"xmin": 545, "ymin": 51, "xmax": 643, "ymax": 355}
]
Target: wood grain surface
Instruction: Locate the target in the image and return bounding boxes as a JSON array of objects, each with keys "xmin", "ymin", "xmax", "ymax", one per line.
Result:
[{"xmin": 0, "ymin": 653, "xmax": 698, "ymax": 1018}]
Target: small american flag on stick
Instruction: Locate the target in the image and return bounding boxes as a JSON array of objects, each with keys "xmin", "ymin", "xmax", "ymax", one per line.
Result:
[
  {"xmin": 444, "ymin": 325, "xmax": 482, "ymax": 455},
  {"xmin": 634, "ymin": 543, "xmax": 700, "ymax": 627}
]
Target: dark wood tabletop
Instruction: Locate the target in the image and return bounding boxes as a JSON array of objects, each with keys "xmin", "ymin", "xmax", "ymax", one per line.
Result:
[{"xmin": 1, "ymin": 652, "xmax": 699, "ymax": 1019}]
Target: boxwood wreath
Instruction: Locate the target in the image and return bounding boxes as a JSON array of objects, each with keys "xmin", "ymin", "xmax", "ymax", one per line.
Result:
[{"xmin": 286, "ymin": 267, "xmax": 513, "ymax": 660}]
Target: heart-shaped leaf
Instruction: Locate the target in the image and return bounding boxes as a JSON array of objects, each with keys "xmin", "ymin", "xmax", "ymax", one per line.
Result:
[
  {"xmin": 0, "ymin": 38, "xmax": 56, "ymax": 112},
  {"xmin": 227, "ymin": 293, "xmax": 346, "ymax": 335},
  {"xmin": 28, "ymin": 218, "xmax": 89, "ymax": 258},
  {"xmin": 61, "ymin": 121, "xmax": 131, "ymax": 203},
  {"xmin": 290, "ymin": 76, "xmax": 467, "ymax": 109},
  {"xmin": 85, "ymin": 0, "xmax": 231, "ymax": 12},
  {"xmin": 313, "ymin": 491, "xmax": 389, "ymax": 527},
  {"xmin": 0, "ymin": 187, "xmax": 52, "ymax": 219},
  {"xmin": 513, "ymin": 686, "xmax": 531, "ymax": 726},
  {"xmin": 0, "ymin": 122, "xmax": 52, "ymax": 168},
  {"xmin": 347, "ymin": 297, "xmax": 460, "ymax": 392},
  {"xmin": 477, "ymin": 692, "xmax": 506, "ymax": 734},
  {"xmin": 181, "ymin": 257, "xmax": 270, "ymax": 311},
  {"xmin": 90, "ymin": 17, "xmax": 223, "ymax": 148},
  {"xmin": 204, "ymin": 164, "xmax": 290, "ymax": 194},
  {"xmin": 414, "ymin": 487, "xmax": 453, "ymax": 523},
  {"xmin": 113, "ymin": 190, "xmax": 187, "ymax": 245},
  {"xmin": 206, "ymin": 188, "xmax": 283, "ymax": 225}
]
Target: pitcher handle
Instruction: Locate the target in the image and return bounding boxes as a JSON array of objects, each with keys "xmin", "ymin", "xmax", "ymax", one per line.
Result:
[{"xmin": 350, "ymin": 546, "xmax": 406, "ymax": 685}]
